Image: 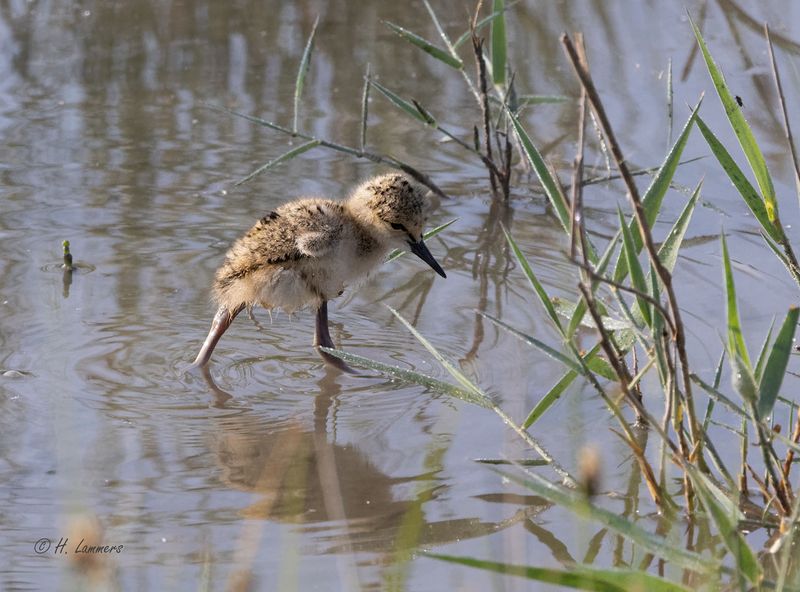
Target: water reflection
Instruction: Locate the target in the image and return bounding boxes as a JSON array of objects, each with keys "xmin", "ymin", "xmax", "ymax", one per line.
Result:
[{"xmin": 209, "ymin": 371, "xmax": 551, "ymax": 588}]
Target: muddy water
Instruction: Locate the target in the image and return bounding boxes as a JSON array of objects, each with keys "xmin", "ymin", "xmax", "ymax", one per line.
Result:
[{"xmin": 2, "ymin": 1, "xmax": 799, "ymax": 590}]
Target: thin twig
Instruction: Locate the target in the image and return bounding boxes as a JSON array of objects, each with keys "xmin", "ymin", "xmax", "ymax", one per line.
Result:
[
  {"xmin": 203, "ymin": 103, "xmax": 448, "ymax": 200},
  {"xmin": 765, "ymin": 24, "xmax": 800, "ymax": 204},
  {"xmin": 782, "ymin": 408, "xmax": 800, "ymax": 481},
  {"xmin": 503, "ymin": 116, "xmax": 513, "ymax": 198},
  {"xmin": 491, "ymin": 404, "xmax": 576, "ymax": 487},
  {"xmin": 572, "ymin": 261, "xmax": 677, "ymax": 336},
  {"xmin": 569, "ymin": 34, "xmax": 588, "ymax": 261},
  {"xmin": 579, "ymin": 285, "xmax": 635, "ymax": 392},
  {"xmin": 581, "ymin": 156, "xmax": 706, "ymax": 187},
  {"xmin": 435, "ymin": 118, "xmax": 505, "ymax": 179},
  {"xmin": 571, "ymin": 215, "xmax": 680, "ymax": 509},
  {"xmin": 496, "ymin": 73, "xmax": 515, "ymax": 200},
  {"xmin": 548, "ymin": 178, "xmax": 675, "ymax": 500},
  {"xmin": 360, "ymin": 63, "xmax": 371, "ymax": 154},
  {"xmin": 745, "ymin": 397, "xmax": 793, "ymax": 514},
  {"xmin": 473, "ymin": 34, "xmax": 499, "ymax": 197},
  {"xmin": 739, "ymin": 417, "xmax": 749, "ymax": 497},
  {"xmin": 576, "ymin": 284, "xmax": 682, "ymax": 485},
  {"xmin": 561, "ymin": 33, "xmax": 703, "ymax": 463},
  {"xmin": 666, "ymin": 57, "xmax": 674, "ymax": 148},
  {"xmin": 746, "ymin": 463, "xmax": 773, "ymax": 505}
]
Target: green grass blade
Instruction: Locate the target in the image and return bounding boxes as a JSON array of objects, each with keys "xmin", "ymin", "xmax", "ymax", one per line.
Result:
[
  {"xmin": 618, "ymin": 208, "xmax": 652, "ymax": 328},
  {"xmin": 695, "ymin": 115, "xmax": 781, "ymax": 243},
  {"xmin": 757, "ymin": 306, "xmax": 799, "ymax": 419},
  {"xmin": 386, "ymin": 218, "xmax": 457, "ymax": 263},
  {"xmin": 713, "ymin": 350, "xmax": 726, "ymax": 389},
  {"xmin": 422, "ymin": 0, "xmax": 457, "ymax": 55},
  {"xmin": 585, "ymin": 354, "xmax": 616, "ymax": 381},
  {"xmin": 567, "ymin": 230, "xmax": 621, "ymax": 339},
  {"xmin": 525, "ymin": 369, "xmax": 579, "ymax": 429},
  {"xmin": 649, "ymin": 264, "xmax": 667, "ymax": 380},
  {"xmin": 721, "ymin": 233, "xmax": 750, "ymax": 369},
  {"xmin": 523, "ymin": 343, "xmax": 602, "ymax": 429},
  {"xmin": 566, "ymin": 300, "xmax": 589, "ymax": 340},
  {"xmin": 474, "ymin": 458, "xmax": 549, "ymax": 467},
  {"xmin": 691, "ymin": 469, "xmax": 746, "ymax": 522},
  {"xmin": 517, "ymin": 94, "xmax": 571, "ymax": 105},
  {"xmin": 691, "ymin": 373, "xmax": 746, "ymax": 418},
  {"xmin": 762, "ymin": 231, "xmax": 796, "ymax": 276},
  {"xmin": 753, "ymin": 319, "xmax": 776, "ymax": 383},
  {"xmin": 657, "ymin": 181, "xmax": 702, "ymax": 271},
  {"xmin": 555, "ymin": 299, "xmax": 631, "ymax": 331},
  {"xmin": 371, "ymin": 80, "xmax": 435, "ymax": 125},
  {"xmin": 685, "ymin": 463, "xmax": 761, "ymax": 584},
  {"xmin": 411, "ymin": 99, "xmax": 436, "ymax": 125},
  {"xmin": 503, "ymin": 226, "xmax": 564, "ymax": 336},
  {"xmin": 320, "ymin": 348, "xmax": 492, "ymax": 409},
  {"xmin": 481, "ymin": 312, "xmax": 582, "ymax": 373},
  {"xmin": 293, "ymin": 15, "xmax": 319, "ymax": 134},
  {"xmin": 490, "ymin": 0, "xmax": 506, "ymax": 86},
  {"xmin": 426, "ymin": 553, "xmax": 691, "ymax": 592},
  {"xmin": 690, "ymin": 15, "xmax": 778, "ymax": 225},
  {"xmin": 507, "ymin": 110, "xmax": 570, "ymax": 233},
  {"xmin": 615, "ymin": 183, "xmax": 700, "ymax": 351},
  {"xmin": 453, "ymin": 6, "xmax": 509, "ymax": 50},
  {"xmin": 666, "ymin": 58, "xmax": 674, "ymax": 147},
  {"xmin": 235, "ymin": 140, "xmax": 321, "ymax": 186},
  {"xmin": 384, "ymin": 21, "xmax": 463, "ymax": 70},
  {"xmin": 731, "ymin": 351, "xmax": 758, "ymax": 405},
  {"xmin": 613, "ymin": 107, "xmax": 698, "ymax": 282},
  {"xmin": 386, "ymin": 306, "xmax": 492, "ymax": 406},
  {"xmin": 496, "ymin": 468, "xmax": 718, "ymax": 574},
  {"xmin": 614, "ymin": 290, "xmax": 648, "ymax": 343}
]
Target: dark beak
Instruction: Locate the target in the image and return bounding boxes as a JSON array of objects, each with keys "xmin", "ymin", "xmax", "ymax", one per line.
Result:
[{"xmin": 409, "ymin": 239, "xmax": 446, "ymax": 278}]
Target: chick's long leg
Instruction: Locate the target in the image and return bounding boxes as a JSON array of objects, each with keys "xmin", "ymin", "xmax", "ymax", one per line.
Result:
[
  {"xmin": 192, "ymin": 303, "xmax": 245, "ymax": 367},
  {"xmin": 314, "ymin": 300, "xmax": 357, "ymax": 374}
]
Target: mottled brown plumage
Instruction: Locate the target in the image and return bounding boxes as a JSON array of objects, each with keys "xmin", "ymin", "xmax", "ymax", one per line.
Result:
[{"xmin": 192, "ymin": 173, "xmax": 446, "ymax": 371}]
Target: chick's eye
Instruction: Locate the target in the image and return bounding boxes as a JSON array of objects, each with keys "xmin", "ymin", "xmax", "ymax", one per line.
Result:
[{"xmin": 390, "ymin": 222, "xmax": 407, "ymax": 232}]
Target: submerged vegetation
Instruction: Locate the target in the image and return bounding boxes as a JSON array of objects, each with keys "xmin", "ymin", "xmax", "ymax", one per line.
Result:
[{"xmin": 215, "ymin": 3, "xmax": 800, "ymax": 590}]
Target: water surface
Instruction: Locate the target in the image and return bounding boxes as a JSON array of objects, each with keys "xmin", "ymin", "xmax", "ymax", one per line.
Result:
[{"xmin": 2, "ymin": 1, "xmax": 800, "ymax": 590}]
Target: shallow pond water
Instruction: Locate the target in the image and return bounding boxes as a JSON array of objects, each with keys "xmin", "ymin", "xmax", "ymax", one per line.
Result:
[{"xmin": 2, "ymin": 1, "xmax": 800, "ymax": 590}]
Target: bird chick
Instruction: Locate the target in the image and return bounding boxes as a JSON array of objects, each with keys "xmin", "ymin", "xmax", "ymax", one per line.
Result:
[{"xmin": 192, "ymin": 173, "xmax": 446, "ymax": 370}]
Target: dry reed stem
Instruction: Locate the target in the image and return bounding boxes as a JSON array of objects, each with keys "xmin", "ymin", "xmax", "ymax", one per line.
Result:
[
  {"xmin": 611, "ymin": 428, "xmax": 665, "ymax": 509},
  {"xmin": 573, "ymin": 262, "xmax": 677, "ymax": 336},
  {"xmin": 746, "ymin": 463, "xmax": 773, "ymax": 507},
  {"xmin": 578, "ymin": 285, "xmax": 635, "ymax": 400},
  {"xmin": 569, "ymin": 47, "xmax": 587, "ymax": 261},
  {"xmin": 740, "ymin": 419, "xmax": 749, "ymax": 498},
  {"xmin": 782, "ymin": 408, "xmax": 800, "ymax": 482},
  {"xmin": 472, "ymin": 34, "xmax": 499, "ymax": 197},
  {"xmin": 765, "ymin": 25, "xmax": 800, "ymax": 203},
  {"xmin": 562, "ymin": 45, "xmax": 680, "ymax": 507},
  {"xmin": 560, "ymin": 32, "xmax": 703, "ymax": 464},
  {"xmin": 745, "ymin": 399, "xmax": 793, "ymax": 514}
]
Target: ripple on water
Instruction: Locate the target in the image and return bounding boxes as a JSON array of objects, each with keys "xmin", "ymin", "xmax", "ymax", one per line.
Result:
[
  {"xmin": 166, "ymin": 299, "xmax": 456, "ymax": 429},
  {"xmin": 40, "ymin": 262, "xmax": 96, "ymax": 274}
]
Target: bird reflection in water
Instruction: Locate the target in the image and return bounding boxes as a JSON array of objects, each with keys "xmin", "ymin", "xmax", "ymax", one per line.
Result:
[{"xmin": 200, "ymin": 368, "xmax": 551, "ymax": 588}]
